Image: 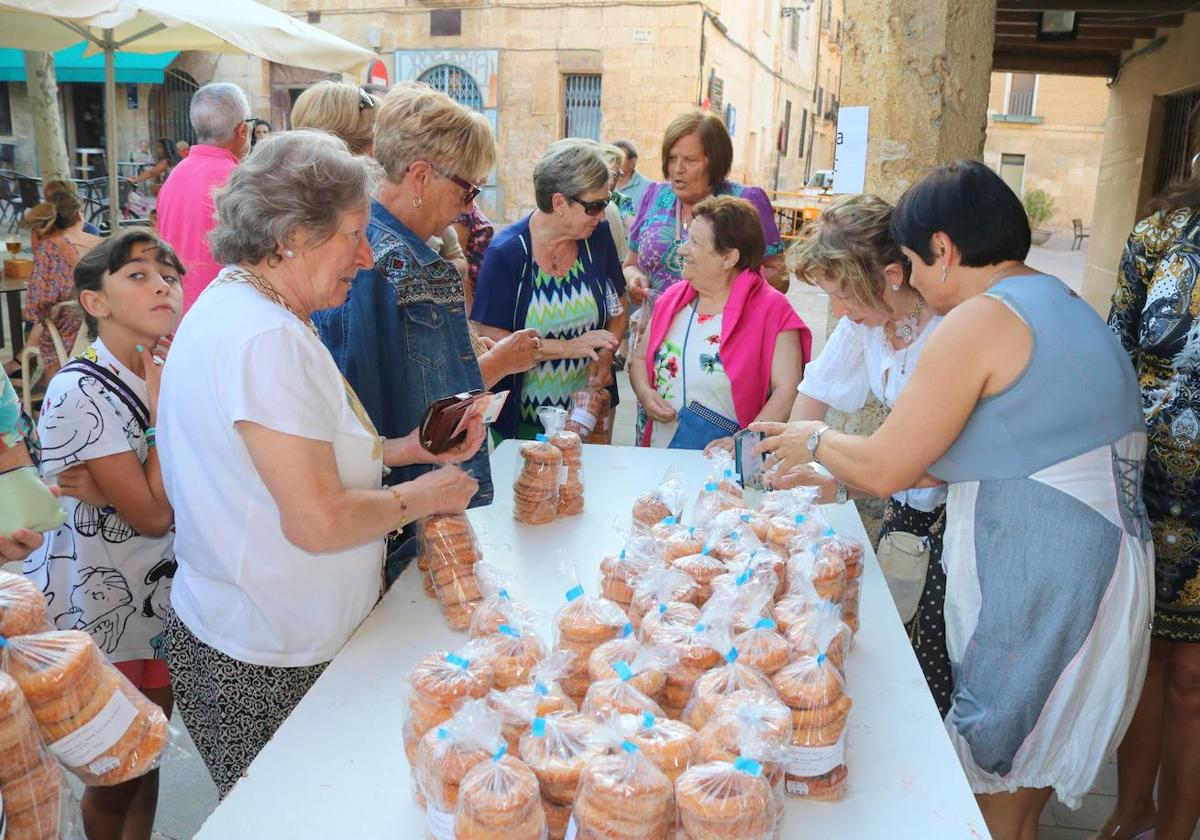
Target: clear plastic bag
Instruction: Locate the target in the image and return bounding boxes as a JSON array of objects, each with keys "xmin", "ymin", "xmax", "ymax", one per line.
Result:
[
  {"xmin": 454, "ymin": 744, "xmax": 546, "ymax": 840},
  {"xmin": 562, "ymin": 388, "xmax": 612, "ymax": 445},
  {"xmin": 0, "ymin": 631, "xmax": 169, "ymax": 786},
  {"xmin": 415, "ymin": 698, "xmax": 502, "ymax": 836},
  {"xmin": 0, "ymin": 671, "xmax": 81, "ymax": 840},
  {"xmin": 631, "ymin": 467, "xmax": 687, "ymax": 534},
  {"xmin": 771, "ymin": 650, "xmax": 851, "ymax": 801},
  {"xmin": 657, "ymin": 523, "xmax": 706, "ymax": 562},
  {"xmin": 681, "ymin": 601, "xmax": 777, "ymax": 732},
  {"xmin": 787, "ymin": 540, "xmax": 847, "ymax": 606},
  {"xmin": 693, "ymin": 449, "xmax": 745, "ymax": 528},
  {"xmin": 582, "ymin": 645, "xmax": 672, "ymax": 719},
  {"xmin": 600, "ymin": 528, "xmax": 659, "ymax": 607},
  {"xmin": 715, "ymin": 577, "xmax": 787, "ymax": 677},
  {"xmin": 552, "ymin": 560, "xmax": 632, "ymax": 705},
  {"xmin": 488, "ymin": 651, "xmax": 578, "ymax": 755},
  {"xmin": 422, "ymin": 514, "xmax": 485, "ymax": 631},
  {"xmin": 476, "ymin": 623, "xmax": 549, "ymax": 692},
  {"xmin": 817, "ymin": 530, "xmax": 865, "ymax": 634},
  {"xmin": 629, "ymin": 566, "xmax": 700, "ymax": 638},
  {"xmin": 670, "ymin": 548, "xmax": 726, "ymax": 606},
  {"xmin": 0, "ymin": 571, "xmax": 49, "ymax": 637},
  {"xmin": 697, "ymin": 692, "xmax": 793, "ymax": 766},
  {"xmin": 469, "ymin": 563, "xmax": 541, "ymax": 640},
  {"xmin": 628, "ymin": 712, "xmax": 699, "ymax": 785},
  {"xmin": 785, "ymin": 600, "xmax": 852, "ymax": 671},
  {"xmin": 675, "ymin": 754, "xmax": 777, "ymax": 840},
  {"xmin": 573, "ymin": 720, "xmax": 673, "ymax": 840},
  {"xmin": 540, "ymin": 407, "xmax": 585, "ymax": 517},
  {"xmin": 644, "ymin": 616, "xmax": 723, "ymax": 720},
  {"xmin": 405, "ymin": 646, "xmax": 495, "ymax": 765},
  {"xmin": 513, "ymin": 435, "xmax": 563, "ymax": 525},
  {"xmin": 519, "ymin": 711, "xmax": 602, "ymax": 816}
]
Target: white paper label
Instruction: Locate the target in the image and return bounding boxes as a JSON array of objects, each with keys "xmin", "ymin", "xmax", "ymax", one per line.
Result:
[
  {"xmin": 559, "ymin": 466, "xmax": 568, "ymax": 484},
  {"xmin": 564, "ymin": 815, "xmax": 579, "ymax": 840},
  {"xmin": 426, "ymin": 804, "xmax": 455, "ymax": 840},
  {"xmin": 49, "ymin": 689, "xmax": 138, "ymax": 767},
  {"xmin": 785, "ymin": 778, "xmax": 810, "ymax": 796},
  {"xmin": 569, "ymin": 408, "xmax": 597, "ymax": 433},
  {"xmin": 788, "ymin": 730, "xmax": 846, "ymax": 778}
]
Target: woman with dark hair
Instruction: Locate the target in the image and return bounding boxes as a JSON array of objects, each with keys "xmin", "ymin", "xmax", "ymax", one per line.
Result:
[
  {"xmin": 251, "ymin": 119, "xmax": 272, "ymax": 147},
  {"xmin": 1098, "ymin": 171, "xmax": 1200, "ymax": 840},
  {"xmin": 127, "ymin": 138, "xmax": 181, "ymax": 196},
  {"xmin": 754, "ymin": 159, "xmax": 1152, "ymax": 840}
]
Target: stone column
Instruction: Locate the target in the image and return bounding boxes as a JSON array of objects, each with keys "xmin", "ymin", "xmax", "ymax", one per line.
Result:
[{"xmin": 839, "ymin": 0, "xmax": 996, "ymax": 203}]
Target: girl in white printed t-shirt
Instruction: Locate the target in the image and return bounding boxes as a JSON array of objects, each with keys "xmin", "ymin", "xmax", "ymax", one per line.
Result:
[{"xmin": 27, "ymin": 228, "xmax": 183, "ymax": 840}]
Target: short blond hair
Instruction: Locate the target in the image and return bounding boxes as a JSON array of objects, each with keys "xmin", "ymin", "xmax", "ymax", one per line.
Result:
[
  {"xmin": 787, "ymin": 194, "xmax": 910, "ymax": 310},
  {"xmin": 290, "ymin": 81, "xmax": 377, "ymax": 156},
  {"xmin": 373, "ymin": 81, "xmax": 496, "ymax": 184}
]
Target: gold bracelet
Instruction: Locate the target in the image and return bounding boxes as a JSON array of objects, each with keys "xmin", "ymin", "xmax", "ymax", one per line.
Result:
[{"xmin": 389, "ymin": 484, "xmax": 410, "ymax": 533}]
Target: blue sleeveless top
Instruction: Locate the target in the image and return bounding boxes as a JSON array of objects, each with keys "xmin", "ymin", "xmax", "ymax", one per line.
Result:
[{"xmin": 930, "ymin": 274, "xmax": 1142, "ymax": 483}]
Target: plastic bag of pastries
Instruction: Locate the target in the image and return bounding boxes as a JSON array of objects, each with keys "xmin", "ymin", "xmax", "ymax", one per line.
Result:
[
  {"xmin": 674, "ymin": 741, "xmax": 778, "ymax": 840},
  {"xmin": 785, "ymin": 601, "xmax": 852, "ymax": 671},
  {"xmin": 552, "ymin": 561, "xmax": 632, "ymax": 705},
  {"xmin": 601, "ymin": 529, "xmax": 659, "ymax": 606},
  {"xmin": 488, "ymin": 651, "xmax": 578, "ymax": 755},
  {"xmin": 770, "ymin": 564, "xmax": 828, "ymax": 635},
  {"xmin": 582, "ymin": 645, "xmax": 673, "ymax": 719},
  {"xmin": 771, "ymin": 650, "xmax": 851, "ymax": 801},
  {"xmin": 0, "ymin": 631, "xmax": 169, "ymax": 787},
  {"xmin": 709, "ymin": 575, "xmax": 787, "ymax": 677},
  {"xmin": 454, "ymin": 741, "xmax": 546, "ymax": 840},
  {"xmin": 422, "ymin": 514, "xmax": 485, "ymax": 630},
  {"xmin": 760, "ymin": 487, "xmax": 823, "ymax": 551},
  {"xmin": 655, "ymin": 521, "xmax": 706, "ymax": 562},
  {"xmin": 475, "ymin": 623, "xmax": 549, "ymax": 691},
  {"xmin": 405, "ymin": 646, "xmax": 495, "ymax": 764},
  {"xmin": 0, "ymin": 671, "xmax": 74, "ymax": 840},
  {"xmin": 538, "ymin": 406, "xmax": 585, "ymax": 517},
  {"xmin": 707, "ymin": 511, "xmax": 788, "ymax": 598},
  {"xmin": 816, "ymin": 529, "xmax": 865, "ymax": 633},
  {"xmin": 0, "ymin": 571, "xmax": 49, "ymax": 637},
  {"xmin": 562, "ymin": 387, "xmax": 612, "ymax": 445},
  {"xmin": 682, "ymin": 605, "xmax": 777, "ymax": 732},
  {"xmin": 644, "ymin": 615, "xmax": 723, "ymax": 720},
  {"xmin": 787, "ymin": 539, "xmax": 847, "ymax": 606},
  {"xmin": 513, "ymin": 434, "xmax": 563, "ymax": 525},
  {"xmin": 519, "ymin": 711, "xmax": 602, "ymax": 835},
  {"xmin": 692, "ymin": 448, "xmax": 745, "ymax": 528},
  {"xmin": 627, "ymin": 711, "xmax": 700, "ymax": 785},
  {"xmin": 572, "ymin": 718, "xmax": 673, "ymax": 840},
  {"xmin": 670, "ymin": 549, "xmax": 726, "ymax": 607},
  {"xmin": 631, "ymin": 467, "xmax": 687, "ymax": 535},
  {"xmin": 629, "ymin": 566, "xmax": 701, "ymax": 638},
  {"xmin": 415, "ymin": 698, "xmax": 504, "ymax": 838},
  {"xmin": 697, "ymin": 692, "xmax": 792, "ymax": 768},
  {"xmin": 708, "ymin": 567, "xmax": 775, "ymax": 634},
  {"xmin": 469, "ymin": 563, "xmax": 541, "ymax": 640}
]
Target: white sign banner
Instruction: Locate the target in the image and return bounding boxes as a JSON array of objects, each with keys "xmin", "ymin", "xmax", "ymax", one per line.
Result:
[{"xmin": 833, "ymin": 106, "xmax": 869, "ymax": 195}]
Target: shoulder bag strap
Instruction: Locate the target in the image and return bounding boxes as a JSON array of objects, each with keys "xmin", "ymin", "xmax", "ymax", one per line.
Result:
[{"xmin": 61, "ymin": 358, "xmax": 150, "ymax": 433}]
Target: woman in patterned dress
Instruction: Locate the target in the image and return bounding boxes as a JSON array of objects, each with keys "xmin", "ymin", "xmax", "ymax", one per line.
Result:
[
  {"xmin": 472, "ymin": 139, "xmax": 625, "ymax": 440},
  {"xmin": 1098, "ymin": 173, "xmax": 1200, "ymax": 840}
]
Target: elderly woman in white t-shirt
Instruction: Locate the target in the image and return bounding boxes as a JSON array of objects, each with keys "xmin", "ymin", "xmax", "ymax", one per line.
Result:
[
  {"xmin": 157, "ymin": 130, "xmax": 484, "ymax": 797},
  {"xmin": 770, "ymin": 194, "xmax": 951, "ymax": 716}
]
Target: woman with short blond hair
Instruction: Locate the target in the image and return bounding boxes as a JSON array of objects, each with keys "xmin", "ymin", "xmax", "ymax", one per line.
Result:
[{"xmin": 290, "ymin": 81, "xmax": 377, "ymax": 156}]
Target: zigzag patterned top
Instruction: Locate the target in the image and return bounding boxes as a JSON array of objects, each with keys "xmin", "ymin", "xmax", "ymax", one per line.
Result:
[{"xmin": 519, "ymin": 258, "xmax": 601, "ymax": 427}]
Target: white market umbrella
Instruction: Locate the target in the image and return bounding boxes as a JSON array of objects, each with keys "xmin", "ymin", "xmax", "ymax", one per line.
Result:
[{"xmin": 0, "ymin": 0, "xmax": 376, "ymax": 231}]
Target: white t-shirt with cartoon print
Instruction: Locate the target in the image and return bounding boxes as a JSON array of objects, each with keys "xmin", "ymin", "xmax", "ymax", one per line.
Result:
[{"xmin": 26, "ymin": 339, "xmax": 176, "ymax": 664}]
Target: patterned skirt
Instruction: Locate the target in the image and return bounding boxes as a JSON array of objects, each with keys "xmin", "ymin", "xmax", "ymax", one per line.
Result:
[
  {"xmin": 880, "ymin": 498, "xmax": 952, "ymax": 717},
  {"xmin": 163, "ymin": 610, "xmax": 329, "ymax": 798}
]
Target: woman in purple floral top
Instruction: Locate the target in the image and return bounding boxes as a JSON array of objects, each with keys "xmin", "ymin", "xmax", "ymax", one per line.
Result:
[
  {"xmin": 624, "ymin": 111, "xmax": 786, "ymax": 305},
  {"xmin": 453, "ymin": 204, "xmax": 495, "ymax": 306}
]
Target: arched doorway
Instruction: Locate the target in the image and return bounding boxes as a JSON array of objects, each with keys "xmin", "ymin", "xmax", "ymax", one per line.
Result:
[
  {"xmin": 418, "ymin": 64, "xmax": 483, "ymax": 111},
  {"xmin": 149, "ymin": 68, "xmax": 199, "ymax": 145}
]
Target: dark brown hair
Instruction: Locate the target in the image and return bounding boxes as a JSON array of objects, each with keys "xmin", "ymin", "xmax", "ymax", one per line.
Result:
[
  {"xmin": 692, "ymin": 195, "xmax": 765, "ymax": 271},
  {"xmin": 1147, "ymin": 176, "xmax": 1200, "ymax": 215},
  {"xmin": 75, "ymin": 227, "xmax": 185, "ymax": 339},
  {"xmin": 21, "ymin": 190, "xmax": 82, "ymax": 237},
  {"xmin": 661, "ymin": 111, "xmax": 733, "ymax": 188}
]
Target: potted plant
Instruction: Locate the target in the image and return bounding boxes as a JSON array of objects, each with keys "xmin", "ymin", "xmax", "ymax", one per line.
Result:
[{"xmin": 1023, "ymin": 189, "xmax": 1057, "ymax": 246}]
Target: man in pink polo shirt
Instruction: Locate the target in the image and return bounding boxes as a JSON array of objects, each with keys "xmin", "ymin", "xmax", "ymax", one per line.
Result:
[{"xmin": 157, "ymin": 83, "xmax": 252, "ymax": 312}]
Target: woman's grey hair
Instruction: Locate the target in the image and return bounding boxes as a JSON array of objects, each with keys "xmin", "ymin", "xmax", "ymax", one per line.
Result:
[
  {"xmin": 209, "ymin": 129, "xmax": 382, "ymax": 265},
  {"xmin": 190, "ymin": 83, "xmax": 249, "ymax": 146},
  {"xmin": 532, "ymin": 139, "xmax": 612, "ymax": 213}
]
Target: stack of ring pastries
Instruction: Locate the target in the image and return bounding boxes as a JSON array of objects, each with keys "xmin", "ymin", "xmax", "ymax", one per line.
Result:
[
  {"xmin": 636, "ymin": 600, "xmax": 701, "ymax": 643},
  {"xmin": 670, "ymin": 552, "xmax": 727, "ymax": 606},
  {"xmin": 404, "ymin": 651, "xmax": 494, "ymax": 765},
  {"xmin": 656, "ymin": 523, "xmax": 705, "ymax": 561},
  {"xmin": 599, "ymin": 550, "xmax": 648, "ymax": 607},
  {"xmin": 629, "ymin": 574, "xmax": 700, "ymax": 637},
  {"xmin": 785, "ymin": 609, "xmax": 851, "ymax": 671},
  {"xmin": 423, "ymin": 515, "xmax": 485, "ymax": 631},
  {"xmin": 0, "ymin": 570, "xmax": 48, "ymax": 637},
  {"xmin": 454, "ymin": 753, "xmax": 546, "ymax": 840},
  {"xmin": 820, "ymin": 534, "xmax": 864, "ymax": 633},
  {"xmin": 513, "ymin": 440, "xmax": 563, "ymax": 525},
  {"xmin": 476, "ymin": 628, "xmax": 548, "ymax": 692},
  {"xmin": 586, "ymin": 638, "xmax": 666, "ymax": 704},
  {"xmin": 562, "ymin": 388, "xmax": 611, "ymax": 445},
  {"xmin": 675, "ymin": 759, "xmax": 777, "ymax": 840},
  {"xmin": 684, "ymin": 661, "xmax": 777, "ymax": 732},
  {"xmin": 573, "ymin": 748, "xmax": 673, "ymax": 839},
  {"xmin": 549, "ymin": 431, "xmax": 584, "ymax": 517},
  {"xmin": 733, "ymin": 622, "xmax": 791, "ymax": 677},
  {"xmin": 489, "ymin": 683, "xmax": 576, "ymax": 756},
  {"xmin": 5, "ymin": 631, "xmax": 169, "ymax": 786},
  {"xmin": 0, "ymin": 673, "xmax": 64, "ymax": 840},
  {"xmin": 771, "ymin": 654, "xmax": 852, "ymax": 801},
  {"xmin": 788, "ymin": 544, "xmax": 847, "ymax": 606},
  {"xmin": 646, "ymin": 621, "xmax": 722, "ymax": 721},
  {"xmin": 697, "ymin": 691, "xmax": 793, "ymax": 789},
  {"xmin": 415, "ymin": 724, "xmax": 493, "ymax": 829},
  {"xmin": 631, "ymin": 495, "xmax": 675, "ymax": 535},
  {"xmin": 628, "ymin": 715, "xmax": 700, "ymax": 785},
  {"xmin": 518, "ymin": 712, "xmax": 601, "ymax": 840},
  {"xmin": 553, "ymin": 593, "xmax": 629, "ymax": 705}
]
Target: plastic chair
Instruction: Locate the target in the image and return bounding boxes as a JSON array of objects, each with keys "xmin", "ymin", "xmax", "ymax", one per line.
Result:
[{"xmin": 1072, "ymin": 219, "xmax": 1090, "ymax": 251}]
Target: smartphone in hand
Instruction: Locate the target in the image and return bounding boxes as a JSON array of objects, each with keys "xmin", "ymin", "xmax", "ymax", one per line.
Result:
[{"xmin": 734, "ymin": 429, "xmax": 766, "ymax": 489}]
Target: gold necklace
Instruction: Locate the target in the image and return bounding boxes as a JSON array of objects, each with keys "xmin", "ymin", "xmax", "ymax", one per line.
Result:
[{"xmin": 886, "ymin": 295, "xmax": 924, "ymax": 345}]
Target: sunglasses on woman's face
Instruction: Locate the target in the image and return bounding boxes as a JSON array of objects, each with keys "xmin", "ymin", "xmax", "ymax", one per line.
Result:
[
  {"xmin": 434, "ymin": 165, "xmax": 481, "ymax": 205},
  {"xmin": 568, "ymin": 194, "xmax": 610, "ymax": 217}
]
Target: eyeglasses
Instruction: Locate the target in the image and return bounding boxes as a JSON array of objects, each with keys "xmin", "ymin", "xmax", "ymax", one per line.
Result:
[
  {"xmin": 433, "ymin": 165, "xmax": 481, "ymax": 205},
  {"xmin": 568, "ymin": 194, "xmax": 610, "ymax": 217},
  {"xmin": 357, "ymin": 88, "xmax": 376, "ymax": 111}
]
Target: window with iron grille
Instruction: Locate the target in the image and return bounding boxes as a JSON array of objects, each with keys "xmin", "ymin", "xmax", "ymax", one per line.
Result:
[
  {"xmin": 1153, "ymin": 86, "xmax": 1200, "ymax": 197},
  {"xmin": 1006, "ymin": 73, "xmax": 1036, "ymax": 117},
  {"xmin": 0, "ymin": 84, "xmax": 11, "ymax": 135},
  {"xmin": 789, "ymin": 12, "xmax": 800, "ymax": 53},
  {"xmin": 781, "ymin": 100, "xmax": 792, "ymax": 157},
  {"xmin": 149, "ymin": 69, "xmax": 199, "ymax": 145},
  {"xmin": 799, "ymin": 108, "xmax": 808, "ymax": 157},
  {"xmin": 418, "ymin": 64, "xmax": 483, "ymax": 110},
  {"xmin": 563, "ymin": 74, "xmax": 602, "ymax": 141}
]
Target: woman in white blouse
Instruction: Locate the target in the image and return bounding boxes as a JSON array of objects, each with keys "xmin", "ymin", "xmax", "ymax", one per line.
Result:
[{"xmin": 772, "ymin": 194, "xmax": 950, "ymax": 716}]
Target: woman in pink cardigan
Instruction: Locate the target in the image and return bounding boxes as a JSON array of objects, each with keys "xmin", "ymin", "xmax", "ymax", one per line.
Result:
[{"xmin": 630, "ymin": 195, "xmax": 810, "ymax": 448}]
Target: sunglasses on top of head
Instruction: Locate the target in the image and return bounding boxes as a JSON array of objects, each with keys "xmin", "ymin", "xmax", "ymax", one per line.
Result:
[
  {"xmin": 567, "ymin": 194, "xmax": 610, "ymax": 217},
  {"xmin": 357, "ymin": 88, "xmax": 376, "ymax": 111}
]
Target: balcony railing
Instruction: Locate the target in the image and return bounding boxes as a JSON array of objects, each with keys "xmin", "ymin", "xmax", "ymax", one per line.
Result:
[{"xmin": 1007, "ymin": 90, "xmax": 1034, "ymax": 117}]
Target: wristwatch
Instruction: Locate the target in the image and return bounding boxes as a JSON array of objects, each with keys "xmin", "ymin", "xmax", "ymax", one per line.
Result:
[
  {"xmin": 807, "ymin": 424, "xmax": 831, "ymax": 461},
  {"xmin": 834, "ymin": 480, "xmax": 848, "ymax": 505}
]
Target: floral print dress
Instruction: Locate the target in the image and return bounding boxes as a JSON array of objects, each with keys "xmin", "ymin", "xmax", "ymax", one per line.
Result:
[
  {"xmin": 648, "ymin": 305, "xmax": 737, "ymax": 447},
  {"xmin": 23, "ymin": 234, "xmax": 89, "ymax": 370}
]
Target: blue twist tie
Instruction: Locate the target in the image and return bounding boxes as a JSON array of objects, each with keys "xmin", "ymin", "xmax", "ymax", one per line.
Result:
[
  {"xmin": 735, "ymin": 569, "xmax": 752, "ymax": 586},
  {"xmin": 658, "ymin": 602, "xmax": 668, "ymax": 614},
  {"xmin": 705, "ymin": 481, "xmax": 718, "ymax": 492},
  {"xmin": 701, "ymin": 544, "xmax": 711, "ymax": 556},
  {"xmin": 817, "ymin": 652, "xmax": 828, "ymax": 665},
  {"xmin": 740, "ymin": 513, "xmax": 751, "ymax": 523},
  {"xmin": 565, "ymin": 585, "xmax": 584, "ymax": 602},
  {"xmin": 497, "ymin": 624, "xmax": 520, "ymax": 638},
  {"xmin": 693, "ymin": 622, "xmax": 707, "ymax": 633},
  {"xmin": 688, "ymin": 526, "xmax": 696, "ymax": 536},
  {"xmin": 725, "ymin": 647, "xmax": 739, "ymax": 663},
  {"xmin": 734, "ymin": 757, "xmax": 763, "ymax": 776},
  {"xmin": 642, "ymin": 712, "xmax": 655, "ymax": 730},
  {"xmin": 437, "ymin": 727, "xmax": 450, "ymax": 740},
  {"xmin": 621, "ymin": 622, "xmax": 634, "ymax": 638},
  {"xmin": 613, "ymin": 660, "xmax": 634, "ymax": 681},
  {"xmin": 0, "ymin": 635, "xmax": 7, "ymax": 648},
  {"xmin": 794, "ymin": 514, "xmax": 806, "ymax": 524},
  {"xmin": 754, "ymin": 617, "xmax": 776, "ymax": 630},
  {"xmin": 535, "ymin": 433, "xmax": 549, "ymax": 442},
  {"xmin": 662, "ymin": 516, "xmax": 677, "ymax": 525},
  {"xmin": 534, "ymin": 681, "xmax": 549, "ymax": 696},
  {"xmin": 492, "ymin": 743, "xmax": 508, "ymax": 762},
  {"xmin": 825, "ymin": 527, "xmax": 836, "ymax": 536},
  {"xmin": 445, "ymin": 652, "xmax": 470, "ymax": 669},
  {"xmin": 619, "ymin": 548, "xmax": 626, "ymax": 560},
  {"xmin": 498, "ymin": 588, "xmax": 511, "ymax": 600},
  {"xmin": 531, "ymin": 717, "xmax": 546, "ymax": 737},
  {"xmin": 621, "ymin": 740, "xmax": 639, "ymax": 754}
]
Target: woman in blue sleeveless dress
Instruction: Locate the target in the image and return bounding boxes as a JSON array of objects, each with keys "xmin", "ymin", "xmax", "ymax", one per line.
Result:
[{"xmin": 754, "ymin": 160, "xmax": 1153, "ymax": 840}]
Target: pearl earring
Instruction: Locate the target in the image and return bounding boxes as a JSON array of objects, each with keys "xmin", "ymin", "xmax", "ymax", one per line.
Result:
[
  {"xmin": 891, "ymin": 284, "xmax": 901, "ymax": 292},
  {"xmin": 285, "ymin": 249, "xmax": 295, "ymax": 258}
]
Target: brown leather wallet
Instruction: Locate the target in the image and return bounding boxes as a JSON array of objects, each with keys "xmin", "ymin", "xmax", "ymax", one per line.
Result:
[{"xmin": 418, "ymin": 389, "xmax": 484, "ymax": 454}]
